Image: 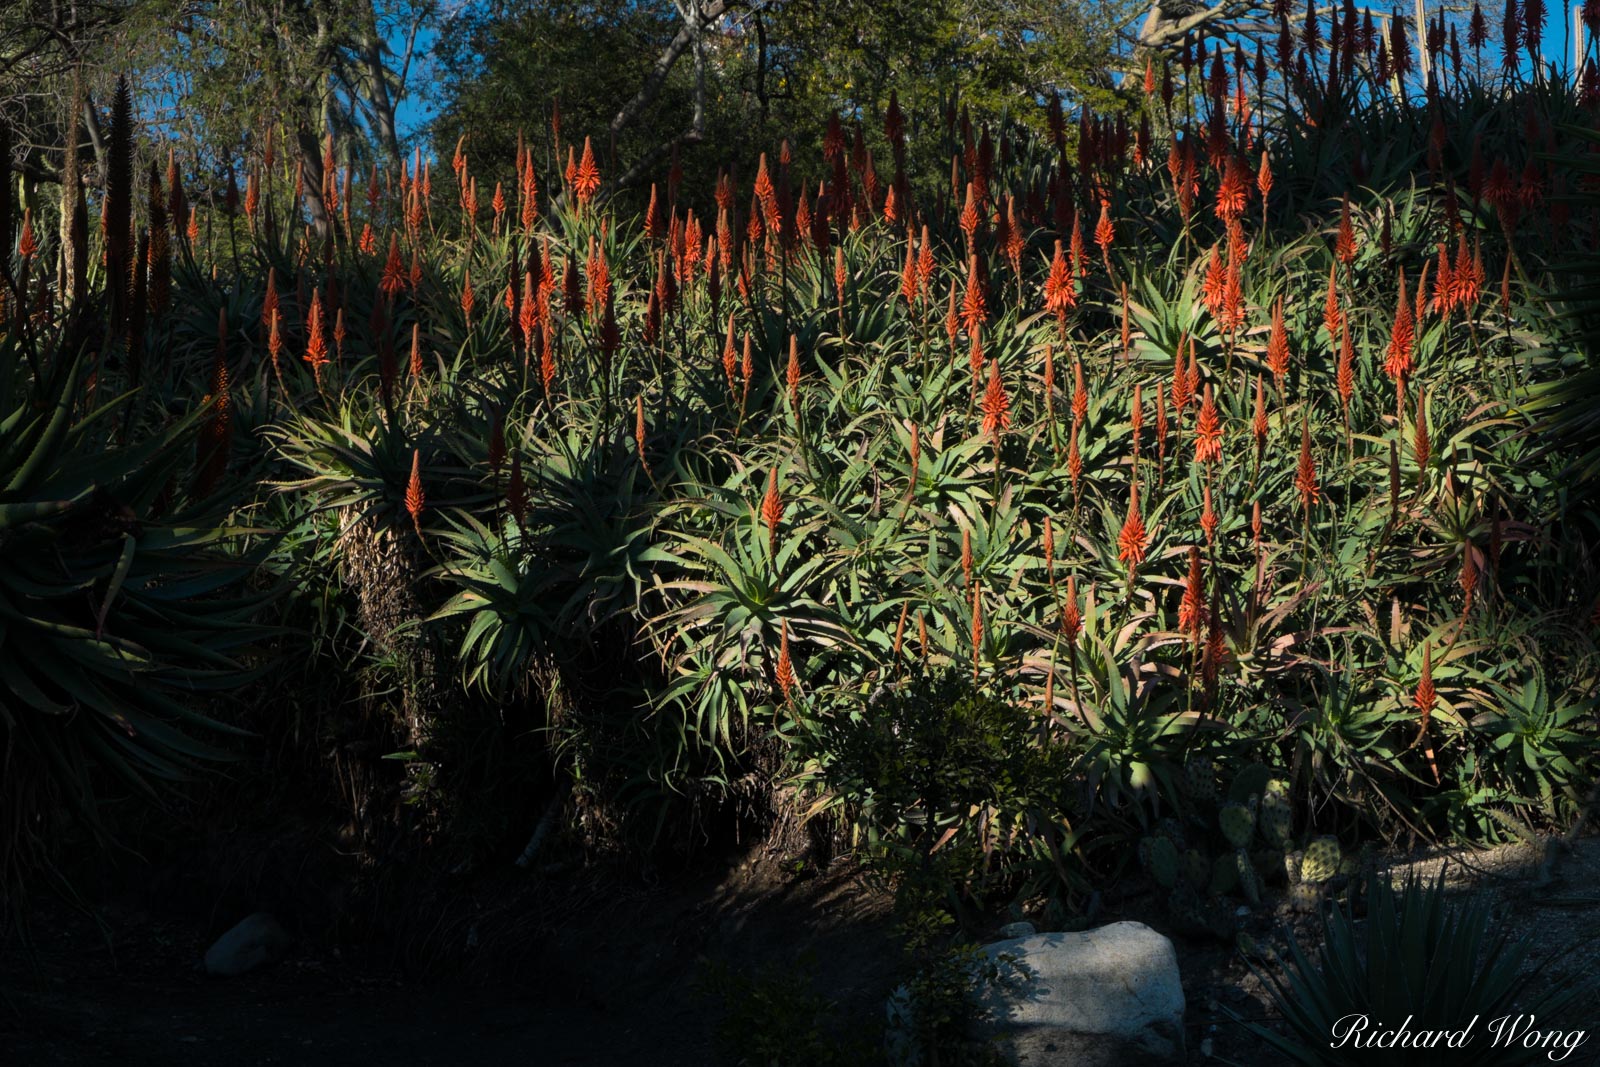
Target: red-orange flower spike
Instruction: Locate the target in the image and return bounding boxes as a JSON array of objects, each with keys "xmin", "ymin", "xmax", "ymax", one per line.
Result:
[
  {"xmin": 1414, "ymin": 641, "xmax": 1441, "ymax": 783},
  {"xmin": 404, "ymin": 449, "xmax": 425, "ymax": 531},
  {"xmin": 1179, "ymin": 545, "xmax": 1205, "ymax": 640},
  {"xmin": 1200, "ymin": 482, "xmax": 1218, "ymax": 544},
  {"xmin": 1118, "ymin": 480, "xmax": 1148, "ymax": 569},
  {"xmin": 573, "ymin": 136, "xmax": 601, "ymax": 205},
  {"xmin": 1295, "ymin": 417, "xmax": 1319, "ymax": 508},
  {"xmin": 1335, "ymin": 193, "xmax": 1357, "ymax": 263},
  {"xmin": 961, "ymin": 255, "xmax": 987, "ymax": 335},
  {"xmin": 1336, "ymin": 320, "xmax": 1354, "ymax": 417},
  {"xmin": 775, "ymin": 620, "xmax": 796, "ymax": 702},
  {"xmin": 409, "ymin": 322, "xmax": 424, "ymax": 379},
  {"xmin": 1061, "ymin": 574, "xmax": 1082, "ymax": 644},
  {"xmin": 786, "ymin": 335, "xmax": 802, "ymax": 408},
  {"xmin": 1191, "ymin": 379, "xmax": 1221, "ymax": 466},
  {"xmin": 380, "ymin": 234, "xmax": 406, "ymax": 296},
  {"xmin": 981, "ymin": 359, "xmax": 1012, "ymax": 438},
  {"xmin": 961, "ymin": 525, "xmax": 974, "ymax": 590},
  {"xmin": 1385, "ymin": 268, "xmax": 1415, "ymax": 385},
  {"xmin": 1323, "ymin": 264, "xmax": 1342, "ymax": 340},
  {"xmin": 1043, "ymin": 240, "xmax": 1075, "ymax": 324},
  {"xmin": 1094, "ymin": 198, "xmax": 1115, "ymax": 256},
  {"xmin": 1072, "ymin": 359, "xmax": 1087, "ymax": 425},
  {"xmin": 762, "ymin": 466, "xmax": 783, "ymax": 557},
  {"xmin": 303, "ymin": 287, "xmax": 329, "ymax": 381},
  {"xmin": 1266, "ymin": 296, "xmax": 1291, "ymax": 385}
]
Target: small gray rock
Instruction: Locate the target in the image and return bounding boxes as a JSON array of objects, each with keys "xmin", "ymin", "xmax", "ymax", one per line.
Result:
[
  {"xmin": 203, "ymin": 913, "xmax": 289, "ymax": 977},
  {"xmin": 971, "ymin": 921, "xmax": 1185, "ymax": 1066},
  {"xmin": 997, "ymin": 921, "xmax": 1037, "ymax": 940}
]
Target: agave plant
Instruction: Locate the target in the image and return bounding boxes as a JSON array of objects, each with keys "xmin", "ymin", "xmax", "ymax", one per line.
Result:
[{"xmin": 1236, "ymin": 870, "xmax": 1588, "ymax": 1066}]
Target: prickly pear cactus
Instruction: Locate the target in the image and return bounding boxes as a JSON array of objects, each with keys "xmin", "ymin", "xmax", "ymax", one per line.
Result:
[
  {"xmin": 1235, "ymin": 848, "xmax": 1261, "ymax": 904},
  {"xmin": 1252, "ymin": 847, "xmax": 1285, "ymax": 885},
  {"xmin": 1259, "ymin": 786, "xmax": 1293, "ymax": 849},
  {"xmin": 1185, "ymin": 848, "xmax": 1210, "ymax": 892},
  {"xmin": 1219, "ymin": 802, "xmax": 1255, "ymax": 849},
  {"xmin": 1285, "ymin": 849, "xmax": 1305, "ymax": 885},
  {"xmin": 1184, "ymin": 757, "xmax": 1216, "ymax": 803},
  {"xmin": 1141, "ymin": 834, "xmax": 1181, "ymax": 889},
  {"xmin": 1300, "ymin": 835, "xmax": 1342, "ymax": 884},
  {"xmin": 1209, "ymin": 853, "xmax": 1238, "ymax": 896},
  {"xmin": 1288, "ymin": 881, "xmax": 1324, "ymax": 913}
]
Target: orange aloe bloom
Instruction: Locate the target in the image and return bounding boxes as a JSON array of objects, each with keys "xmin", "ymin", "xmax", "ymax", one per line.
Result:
[
  {"xmin": 573, "ymin": 136, "xmax": 601, "ymax": 205},
  {"xmin": 1042, "ymin": 515, "xmax": 1055, "ymax": 584},
  {"xmin": 1094, "ymin": 198, "xmax": 1114, "ymax": 256},
  {"xmin": 1413, "ymin": 386, "xmax": 1431, "ymax": 472},
  {"xmin": 405, "ymin": 449, "xmax": 425, "ymax": 531},
  {"xmin": 1415, "ymin": 642, "xmax": 1436, "ymax": 726},
  {"xmin": 959, "ymin": 182, "xmax": 981, "ymax": 244},
  {"xmin": 1251, "ymin": 499, "xmax": 1262, "ymax": 546},
  {"xmin": 1201, "ymin": 244, "xmax": 1226, "ymax": 320},
  {"xmin": 1294, "ymin": 417, "xmax": 1319, "ymax": 507},
  {"xmin": 1220, "ymin": 255, "xmax": 1244, "ymax": 335},
  {"xmin": 1067, "ymin": 420, "xmax": 1082, "ymax": 492},
  {"xmin": 1266, "ymin": 296, "xmax": 1290, "ymax": 385},
  {"xmin": 1334, "ymin": 193, "xmax": 1357, "ymax": 263},
  {"xmin": 461, "ymin": 269, "xmax": 475, "ymax": 325},
  {"xmin": 358, "ymin": 223, "xmax": 376, "ymax": 255},
  {"xmin": 961, "ymin": 525, "xmax": 974, "ymax": 590},
  {"xmin": 1179, "ymin": 545, "xmax": 1205, "ymax": 639},
  {"xmin": 1200, "ymin": 481, "xmax": 1218, "ymax": 544},
  {"xmin": 1257, "ymin": 148, "xmax": 1273, "ymax": 200},
  {"xmin": 917, "ymin": 225, "xmax": 935, "ymax": 290},
  {"xmin": 1384, "ymin": 268, "xmax": 1415, "ymax": 385},
  {"xmin": 261, "ymin": 267, "xmax": 280, "ymax": 328},
  {"xmin": 409, "ymin": 321, "xmax": 426, "ymax": 379},
  {"xmin": 1043, "ymin": 240, "xmax": 1075, "ymax": 323},
  {"xmin": 1118, "ymin": 481, "xmax": 1148, "ymax": 568},
  {"xmin": 1323, "ymin": 263, "xmax": 1342, "ymax": 340},
  {"xmin": 761, "ymin": 466, "xmax": 783, "ymax": 556},
  {"xmin": 775, "ymin": 620, "xmax": 795, "ymax": 702},
  {"xmin": 900, "ymin": 238, "xmax": 918, "ymax": 306},
  {"xmin": 303, "ymin": 288, "xmax": 329, "ymax": 380},
  {"xmin": 1336, "ymin": 320, "xmax": 1354, "ymax": 416},
  {"xmin": 1071, "ymin": 358, "xmax": 1088, "ymax": 425},
  {"xmin": 981, "ymin": 359, "xmax": 1012, "ymax": 438},
  {"xmin": 1195, "ymin": 383, "xmax": 1223, "ymax": 464},
  {"xmin": 186, "ymin": 205, "xmax": 200, "ymax": 244},
  {"xmin": 721, "ymin": 314, "xmax": 738, "ymax": 393},
  {"xmin": 835, "ymin": 247, "xmax": 849, "ymax": 303},
  {"xmin": 787, "ymin": 335, "xmax": 802, "ymax": 408},
  {"xmin": 1171, "ymin": 339, "xmax": 1193, "ymax": 415},
  {"xmin": 1061, "ymin": 573, "xmax": 1082, "ymax": 644},
  {"xmin": 961, "ymin": 255, "xmax": 986, "ymax": 336},
  {"xmin": 491, "ymin": 180, "xmax": 505, "ymax": 222},
  {"xmin": 380, "ymin": 234, "xmax": 406, "ymax": 296},
  {"xmin": 267, "ymin": 308, "xmax": 284, "ymax": 375},
  {"xmin": 1215, "ymin": 154, "xmax": 1249, "ymax": 222}
]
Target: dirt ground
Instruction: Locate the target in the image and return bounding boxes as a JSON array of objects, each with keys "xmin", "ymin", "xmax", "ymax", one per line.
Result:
[
  {"xmin": 5, "ymin": 835, "xmax": 1598, "ymax": 1066},
  {"xmin": 1, "ymin": 853, "xmax": 900, "ymax": 1066}
]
